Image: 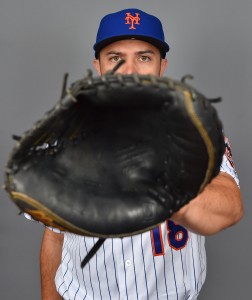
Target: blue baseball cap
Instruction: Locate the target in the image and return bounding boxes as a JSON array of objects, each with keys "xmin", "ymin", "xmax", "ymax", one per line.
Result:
[{"xmin": 93, "ymin": 8, "xmax": 170, "ymax": 58}]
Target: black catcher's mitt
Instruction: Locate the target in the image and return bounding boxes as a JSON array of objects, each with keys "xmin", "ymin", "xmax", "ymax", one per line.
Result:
[{"xmin": 4, "ymin": 67, "xmax": 225, "ymax": 240}]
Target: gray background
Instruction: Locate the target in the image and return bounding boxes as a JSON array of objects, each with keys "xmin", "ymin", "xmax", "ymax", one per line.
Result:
[{"xmin": 0, "ymin": 0, "xmax": 251, "ymax": 299}]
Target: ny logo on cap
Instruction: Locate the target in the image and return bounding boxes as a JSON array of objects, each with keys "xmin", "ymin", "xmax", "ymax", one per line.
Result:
[{"xmin": 125, "ymin": 12, "xmax": 140, "ymax": 29}]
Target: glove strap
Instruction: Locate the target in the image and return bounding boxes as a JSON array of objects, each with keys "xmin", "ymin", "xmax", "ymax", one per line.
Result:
[{"xmin": 80, "ymin": 238, "xmax": 106, "ymax": 268}]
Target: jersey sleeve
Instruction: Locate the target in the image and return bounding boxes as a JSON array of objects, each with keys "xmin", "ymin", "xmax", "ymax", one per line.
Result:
[
  {"xmin": 23, "ymin": 212, "xmax": 63, "ymax": 234},
  {"xmin": 220, "ymin": 136, "xmax": 240, "ymax": 187}
]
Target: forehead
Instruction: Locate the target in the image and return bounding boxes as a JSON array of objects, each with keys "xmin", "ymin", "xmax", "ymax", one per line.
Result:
[{"xmin": 99, "ymin": 39, "xmax": 161, "ymax": 55}]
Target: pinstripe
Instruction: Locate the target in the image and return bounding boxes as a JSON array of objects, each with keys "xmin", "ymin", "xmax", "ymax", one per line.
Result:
[
  {"xmin": 59, "ymin": 239, "xmax": 73, "ymax": 297},
  {"xmin": 57, "ymin": 279, "xmax": 65, "ymax": 293},
  {"xmin": 68, "ymin": 236, "xmax": 80, "ymax": 292},
  {"xmin": 196, "ymin": 236, "xmax": 202, "ymax": 293},
  {"xmin": 199, "ymin": 236, "xmax": 204, "ymax": 292},
  {"xmin": 130, "ymin": 237, "xmax": 139, "ymax": 300},
  {"xmin": 179, "ymin": 250, "xmax": 187, "ymax": 298},
  {"xmin": 94, "ymin": 237, "xmax": 102, "ymax": 300},
  {"xmin": 61, "ymin": 236, "xmax": 75, "ymax": 297},
  {"xmin": 57, "ymin": 277, "xmax": 65, "ymax": 293},
  {"xmin": 141, "ymin": 234, "xmax": 149, "ymax": 299},
  {"xmin": 61, "ymin": 290, "xmax": 68, "ymax": 299},
  {"xmin": 57, "ymin": 234, "xmax": 72, "ymax": 293},
  {"xmin": 190, "ymin": 236, "xmax": 197, "ymax": 292},
  {"xmin": 102, "ymin": 242, "xmax": 112, "ymax": 300},
  {"xmin": 65, "ymin": 240, "xmax": 77, "ymax": 297},
  {"xmin": 162, "ymin": 225, "xmax": 169, "ymax": 299},
  {"xmin": 121, "ymin": 239, "xmax": 129, "ymax": 300},
  {"xmin": 152, "ymin": 245, "xmax": 160, "ymax": 299},
  {"xmin": 62, "ymin": 236, "xmax": 75, "ymax": 284},
  {"xmin": 73, "ymin": 237, "xmax": 80, "ymax": 299},
  {"xmin": 162, "ymin": 255, "xmax": 169, "ymax": 300},
  {"xmin": 184, "ymin": 244, "xmax": 188, "ymax": 283},
  {"xmin": 73, "ymin": 253, "xmax": 80, "ymax": 300},
  {"xmin": 199, "ymin": 236, "xmax": 206, "ymax": 292},
  {"xmin": 111, "ymin": 239, "xmax": 120, "ymax": 298},
  {"xmin": 78, "ymin": 238, "xmax": 87, "ymax": 299},
  {"xmin": 171, "ymin": 249, "xmax": 179, "ymax": 300},
  {"xmin": 62, "ymin": 234, "xmax": 72, "ymax": 267},
  {"xmin": 62, "ymin": 265, "xmax": 74, "ymax": 298},
  {"xmin": 83, "ymin": 238, "xmax": 95, "ymax": 299}
]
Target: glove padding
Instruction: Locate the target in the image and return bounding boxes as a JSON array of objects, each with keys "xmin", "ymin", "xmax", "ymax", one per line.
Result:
[{"xmin": 4, "ymin": 72, "xmax": 225, "ymax": 237}]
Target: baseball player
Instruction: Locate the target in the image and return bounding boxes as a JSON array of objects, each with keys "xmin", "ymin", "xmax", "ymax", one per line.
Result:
[{"xmin": 37, "ymin": 8, "xmax": 243, "ymax": 300}]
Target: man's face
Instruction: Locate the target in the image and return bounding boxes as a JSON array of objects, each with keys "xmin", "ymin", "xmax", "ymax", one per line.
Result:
[{"xmin": 93, "ymin": 39, "xmax": 167, "ymax": 76}]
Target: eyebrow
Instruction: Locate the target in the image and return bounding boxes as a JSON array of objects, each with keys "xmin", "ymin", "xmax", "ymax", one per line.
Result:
[
  {"xmin": 105, "ymin": 50, "xmax": 156, "ymax": 56},
  {"xmin": 137, "ymin": 50, "xmax": 156, "ymax": 55},
  {"xmin": 106, "ymin": 51, "xmax": 122, "ymax": 56}
]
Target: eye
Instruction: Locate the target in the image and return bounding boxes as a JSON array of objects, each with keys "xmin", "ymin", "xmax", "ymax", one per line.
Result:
[
  {"xmin": 110, "ymin": 56, "xmax": 121, "ymax": 63},
  {"xmin": 139, "ymin": 55, "xmax": 151, "ymax": 62}
]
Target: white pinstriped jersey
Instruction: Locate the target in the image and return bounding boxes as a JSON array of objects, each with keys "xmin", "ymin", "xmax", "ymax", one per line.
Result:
[
  {"xmin": 55, "ymin": 224, "xmax": 206, "ymax": 300},
  {"xmin": 53, "ymin": 137, "xmax": 239, "ymax": 300},
  {"xmin": 24, "ymin": 136, "xmax": 239, "ymax": 299}
]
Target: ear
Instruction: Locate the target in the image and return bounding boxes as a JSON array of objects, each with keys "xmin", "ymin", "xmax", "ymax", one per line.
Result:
[
  {"xmin": 93, "ymin": 59, "xmax": 101, "ymax": 75},
  {"xmin": 160, "ymin": 59, "xmax": 168, "ymax": 76}
]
